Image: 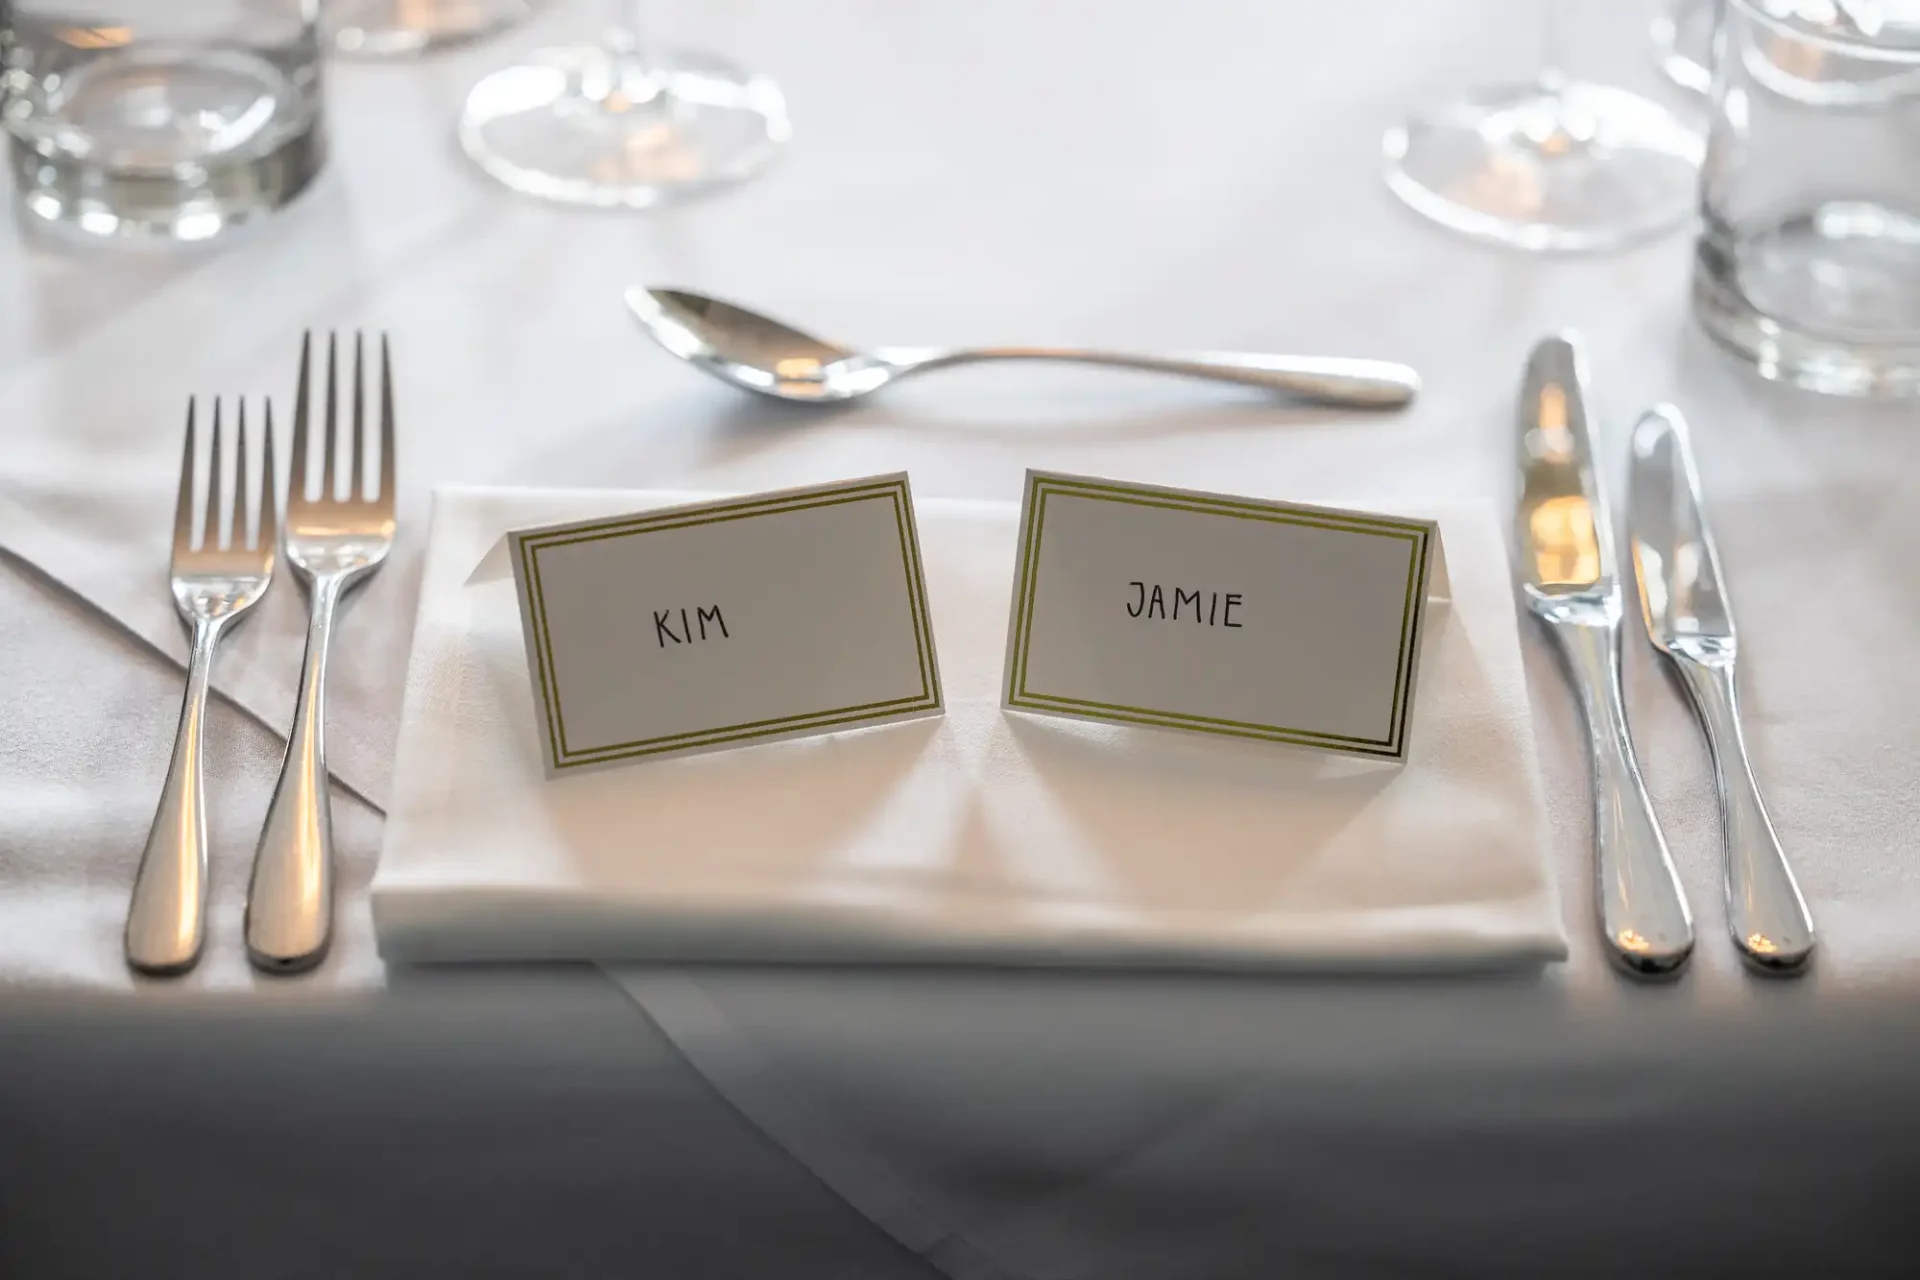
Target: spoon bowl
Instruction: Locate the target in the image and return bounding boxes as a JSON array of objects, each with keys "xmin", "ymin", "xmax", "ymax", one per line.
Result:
[
  {"xmin": 626, "ymin": 288, "xmax": 887, "ymax": 402},
  {"xmin": 625, "ymin": 287, "xmax": 1420, "ymax": 409}
]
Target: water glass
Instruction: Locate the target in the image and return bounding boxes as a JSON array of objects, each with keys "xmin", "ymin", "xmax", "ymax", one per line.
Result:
[
  {"xmin": 1695, "ymin": 1, "xmax": 1920, "ymax": 396},
  {"xmin": 1, "ymin": 0, "xmax": 325, "ymax": 240}
]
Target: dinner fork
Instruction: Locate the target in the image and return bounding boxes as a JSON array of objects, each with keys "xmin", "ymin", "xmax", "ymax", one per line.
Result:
[
  {"xmin": 127, "ymin": 399, "xmax": 277, "ymax": 976},
  {"xmin": 246, "ymin": 332, "xmax": 396, "ymax": 973}
]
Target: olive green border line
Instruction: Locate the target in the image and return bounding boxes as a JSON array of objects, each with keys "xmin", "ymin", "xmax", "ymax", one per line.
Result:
[
  {"xmin": 1384, "ymin": 525, "xmax": 1433, "ymax": 753},
  {"xmin": 545, "ymin": 701, "xmax": 944, "ymax": 765},
  {"xmin": 515, "ymin": 480, "xmax": 941, "ymax": 772},
  {"xmin": 1011, "ymin": 478, "xmax": 1424, "ymax": 751},
  {"xmin": 523, "ymin": 534, "xmax": 568, "ymax": 766},
  {"xmin": 1004, "ymin": 474, "xmax": 1434, "ymax": 759},
  {"xmin": 1012, "ymin": 697, "xmax": 1406, "ymax": 760},
  {"xmin": 535, "ymin": 489, "xmax": 939, "ymax": 764},
  {"xmin": 524, "ymin": 486, "xmax": 940, "ymax": 768},
  {"xmin": 889, "ymin": 488, "xmax": 937, "ymax": 703},
  {"xmin": 522, "ymin": 482, "xmax": 905, "ymax": 553},
  {"xmin": 1014, "ymin": 692, "xmax": 1405, "ymax": 751},
  {"xmin": 1006, "ymin": 480, "xmax": 1430, "ymax": 709},
  {"xmin": 551, "ymin": 692, "xmax": 936, "ymax": 764},
  {"xmin": 1007, "ymin": 485, "xmax": 1051, "ymax": 701},
  {"xmin": 1030, "ymin": 476, "xmax": 1435, "ymax": 537}
]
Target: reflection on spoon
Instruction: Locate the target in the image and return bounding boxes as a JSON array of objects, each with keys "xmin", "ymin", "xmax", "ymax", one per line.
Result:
[{"xmin": 624, "ymin": 287, "xmax": 1420, "ymax": 409}]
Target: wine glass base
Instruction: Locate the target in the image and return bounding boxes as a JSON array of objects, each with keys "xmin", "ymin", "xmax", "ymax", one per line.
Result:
[
  {"xmin": 458, "ymin": 44, "xmax": 789, "ymax": 209},
  {"xmin": 1383, "ymin": 79, "xmax": 1703, "ymax": 253},
  {"xmin": 329, "ymin": 0, "xmax": 537, "ymax": 58}
]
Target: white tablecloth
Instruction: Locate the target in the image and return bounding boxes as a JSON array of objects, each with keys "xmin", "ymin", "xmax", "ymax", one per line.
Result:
[{"xmin": 5, "ymin": 2, "xmax": 1920, "ymax": 1276}]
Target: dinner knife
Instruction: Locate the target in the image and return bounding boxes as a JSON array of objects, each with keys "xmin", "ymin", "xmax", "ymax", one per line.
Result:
[
  {"xmin": 1628, "ymin": 405, "xmax": 1815, "ymax": 974},
  {"xmin": 1515, "ymin": 335, "xmax": 1694, "ymax": 977}
]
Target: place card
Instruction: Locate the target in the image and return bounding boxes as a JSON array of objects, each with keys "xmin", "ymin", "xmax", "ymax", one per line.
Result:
[
  {"xmin": 1001, "ymin": 471, "xmax": 1446, "ymax": 762},
  {"xmin": 509, "ymin": 475, "xmax": 943, "ymax": 776}
]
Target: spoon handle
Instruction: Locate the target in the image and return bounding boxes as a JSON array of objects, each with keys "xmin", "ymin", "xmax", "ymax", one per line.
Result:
[{"xmin": 888, "ymin": 347, "xmax": 1419, "ymax": 408}]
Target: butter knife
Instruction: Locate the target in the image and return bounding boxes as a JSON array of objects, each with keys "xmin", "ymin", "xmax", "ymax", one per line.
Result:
[
  {"xmin": 1628, "ymin": 406, "xmax": 1815, "ymax": 974},
  {"xmin": 1516, "ymin": 335, "xmax": 1694, "ymax": 977}
]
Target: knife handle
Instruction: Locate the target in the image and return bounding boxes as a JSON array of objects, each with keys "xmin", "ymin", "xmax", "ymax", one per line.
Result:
[
  {"xmin": 1544, "ymin": 618, "xmax": 1695, "ymax": 977},
  {"xmin": 1669, "ymin": 661, "xmax": 1815, "ymax": 974}
]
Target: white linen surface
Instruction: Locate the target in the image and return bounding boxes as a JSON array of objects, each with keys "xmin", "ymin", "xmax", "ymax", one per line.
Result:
[
  {"xmin": 372, "ymin": 487, "xmax": 1566, "ymax": 970},
  {"xmin": 7, "ymin": 3, "xmax": 1920, "ymax": 1274}
]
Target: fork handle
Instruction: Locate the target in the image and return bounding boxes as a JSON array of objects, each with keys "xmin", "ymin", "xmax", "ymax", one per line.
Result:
[
  {"xmin": 127, "ymin": 617, "xmax": 223, "ymax": 975},
  {"xmin": 247, "ymin": 577, "xmax": 343, "ymax": 973}
]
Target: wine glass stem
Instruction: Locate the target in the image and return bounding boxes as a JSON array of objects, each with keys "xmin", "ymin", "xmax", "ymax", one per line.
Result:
[
  {"xmin": 617, "ymin": 0, "xmax": 648, "ymax": 49},
  {"xmin": 1539, "ymin": 0, "xmax": 1570, "ymax": 87},
  {"xmin": 1530, "ymin": 0, "xmax": 1595, "ymax": 151},
  {"xmin": 599, "ymin": 0, "xmax": 665, "ymax": 103}
]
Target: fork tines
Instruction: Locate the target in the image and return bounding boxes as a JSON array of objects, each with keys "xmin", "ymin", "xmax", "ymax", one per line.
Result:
[
  {"xmin": 292, "ymin": 330, "xmax": 394, "ymax": 508},
  {"xmin": 174, "ymin": 396, "xmax": 278, "ymax": 559}
]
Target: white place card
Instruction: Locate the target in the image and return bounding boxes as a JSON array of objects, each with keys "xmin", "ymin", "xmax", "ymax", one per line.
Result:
[
  {"xmin": 509, "ymin": 474, "xmax": 942, "ymax": 776},
  {"xmin": 1001, "ymin": 471, "xmax": 1446, "ymax": 762}
]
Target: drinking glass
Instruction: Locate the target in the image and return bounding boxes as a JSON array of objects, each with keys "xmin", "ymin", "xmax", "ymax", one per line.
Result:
[
  {"xmin": 1695, "ymin": 0, "xmax": 1920, "ymax": 395},
  {"xmin": 1383, "ymin": 0, "xmax": 1704, "ymax": 252},
  {"xmin": 1, "ymin": 0, "xmax": 325, "ymax": 240},
  {"xmin": 329, "ymin": 0, "xmax": 537, "ymax": 59},
  {"xmin": 458, "ymin": 0, "xmax": 787, "ymax": 208}
]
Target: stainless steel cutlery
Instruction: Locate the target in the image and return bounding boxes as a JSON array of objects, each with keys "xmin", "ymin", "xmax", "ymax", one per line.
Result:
[
  {"xmin": 1514, "ymin": 333, "xmax": 1814, "ymax": 976},
  {"xmin": 127, "ymin": 399, "xmax": 278, "ymax": 976},
  {"xmin": 1515, "ymin": 334, "xmax": 1695, "ymax": 978},
  {"xmin": 131, "ymin": 333, "xmax": 396, "ymax": 977},
  {"xmin": 246, "ymin": 331, "xmax": 397, "ymax": 974},
  {"xmin": 625, "ymin": 287, "xmax": 1423, "ymax": 409},
  {"xmin": 1628, "ymin": 405, "xmax": 1815, "ymax": 974},
  {"xmin": 125, "ymin": 323, "xmax": 1810, "ymax": 981}
]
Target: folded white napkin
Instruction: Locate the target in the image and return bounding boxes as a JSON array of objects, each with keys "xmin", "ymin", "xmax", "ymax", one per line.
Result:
[{"xmin": 373, "ymin": 487, "xmax": 1567, "ymax": 971}]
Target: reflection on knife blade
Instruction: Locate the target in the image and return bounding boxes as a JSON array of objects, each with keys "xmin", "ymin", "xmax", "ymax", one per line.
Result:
[{"xmin": 1514, "ymin": 333, "xmax": 1694, "ymax": 977}]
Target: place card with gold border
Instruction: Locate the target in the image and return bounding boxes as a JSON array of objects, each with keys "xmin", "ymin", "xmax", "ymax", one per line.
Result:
[
  {"xmin": 1002, "ymin": 470, "xmax": 1446, "ymax": 762},
  {"xmin": 511, "ymin": 474, "xmax": 943, "ymax": 776}
]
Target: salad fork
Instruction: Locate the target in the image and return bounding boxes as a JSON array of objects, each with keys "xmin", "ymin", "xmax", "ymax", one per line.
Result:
[
  {"xmin": 128, "ymin": 399, "xmax": 277, "ymax": 976},
  {"xmin": 246, "ymin": 332, "xmax": 396, "ymax": 973}
]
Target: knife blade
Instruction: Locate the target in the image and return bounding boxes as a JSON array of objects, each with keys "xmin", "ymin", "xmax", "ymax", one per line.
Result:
[
  {"xmin": 1516, "ymin": 334, "xmax": 1694, "ymax": 977},
  {"xmin": 1628, "ymin": 405, "xmax": 1815, "ymax": 974}
]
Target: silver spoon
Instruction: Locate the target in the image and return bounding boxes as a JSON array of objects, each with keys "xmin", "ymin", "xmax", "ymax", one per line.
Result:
[{"xmin": 625, "ymin": 288, "xmax": 1419, "ymax": 409}]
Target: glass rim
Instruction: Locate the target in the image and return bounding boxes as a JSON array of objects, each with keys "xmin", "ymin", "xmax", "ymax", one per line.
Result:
[{"xmin": 1728, "ymin": 0, "xmax": 1920, "ymax": 64}]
